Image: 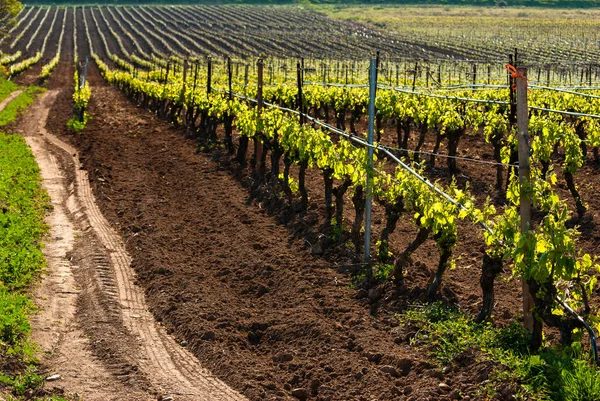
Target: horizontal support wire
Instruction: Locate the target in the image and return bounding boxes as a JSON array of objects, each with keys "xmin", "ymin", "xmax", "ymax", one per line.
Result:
[
  {"xmin": 379, "ymin": 144, "xmax": 519, "ymax": 169},
  {"xmin": 213, "ymin": 86, "xmax": 495, "ymax": 236},
  {"xmin": 291, "ymin": 81, "xmax": 600, "ymax": 119},
  {"xmin": 529, "ymin": 106, "xmax": 600, "ymax": 119},
  {"xmin": 379, "ymin": 84, "xmax": 511, "ymax": 105},
  {"xmin": 383, "ymin": 84, "xmax": 600, "ymax": 119},
  {"xmin": 302, "ymin": 81, "xmax": 369, "ymax": 88},
  {"xmin": 529, "ymin": 84, "xmax": 600, "ymax": 99},
  {"xmin": 211, "ymin": 85, "xmax": 598, "ymax": 357}
]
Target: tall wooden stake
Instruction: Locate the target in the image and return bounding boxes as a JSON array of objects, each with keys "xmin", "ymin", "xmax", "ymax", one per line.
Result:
[
  {"xmin": 192, "ymin": 60, "xmax": 199, "ymax": 97},
  {"xmin": 508, "ymin": 55, "xmax": 516, "ymax": 126},
  {"xmin": 206, "ymin": 56, "xmax": 212, "ymax": 95},
  {"xmin": 180, "ymin": 59, "xmax": 188, "ymax": 104},
  {"xmin": 244, "ymin": 64, "xmax": 249, "ymax": 98},
  {"xmin": 255, "ymin": 59, "xmax": 265, "ymax": 176},
  {"xmin": 297, "ymin": 61, "xmax": 304, "ymax": 124},
  {"xmin": 364, "ymin": 58, "xmax": 377, "ymax": 275},
  {"xmin": 516, "ymin": 68, "xmax": 537, "ymax": 339},
  {"xmin": 227, "ymin": 57, "xmax": 232, "ymax": 100},
  {"xmin": 412, "ymin": 61, "xmax": 418, "ymax": 92}
]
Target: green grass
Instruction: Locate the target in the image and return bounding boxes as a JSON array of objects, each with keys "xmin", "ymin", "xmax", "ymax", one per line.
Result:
[
  {"xmin": 0, "ymin": 74, "xmax": 67, "ymax": 399},
  {"xmin": 317, "ymin": 4, "xmax": 600, "ymax": 66},
  {"xmin": 398, "ymin": 303, "xmax": 600, "ymax": 400},
  {"xmin": 0, "ymin": 79, "xmax": 18, "ymax": 103},
  {"xmin": 0, "ymin": 86, "xmax": 45, "ymax": 128},
  {"xmin": 0, "ymin": 133, "xmax": 50, "ymax": 290},
  {"xmin": 0, "ymin": 132, "xmax": 51, "ymax": 398},
  {"xmin": 309, "ymin": 0, "xmax": 600, "ymax": 7},
  {"xmin": 66, "ymin": 114, "xmax": 89, "ymax": 132}
]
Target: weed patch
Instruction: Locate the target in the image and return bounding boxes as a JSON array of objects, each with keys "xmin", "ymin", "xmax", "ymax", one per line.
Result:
[
  {"xmin": 0, "ymin": 131, "xmax": 52, "ymax": 398},
  {"xmin": 398, "ymin": 303, "xmax": 600, "ymax": 400},
  {"xmin": 0, "ymin": 87, "xmax": 45, "ymax": 128}
]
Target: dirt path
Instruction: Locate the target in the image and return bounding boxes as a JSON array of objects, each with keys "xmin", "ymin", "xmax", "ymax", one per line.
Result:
[
  {"xmin": 22, "ymin": 90, "xmax": 247, "ymax": 400},
  {"xmin": 45, "ymin": 63, "xmax": 449, "ymax": 401},
  {"xmin": 0, "ymin": 89, "xmax": 23, "ymax": 109},
  {"xmin": 35, "ymin": 60, "xmax": 534, "ymax": 401}
]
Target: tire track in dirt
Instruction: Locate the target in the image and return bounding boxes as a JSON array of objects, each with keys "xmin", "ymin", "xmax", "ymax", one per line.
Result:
[
  {"xmin": 25, "ymin": 90, "xmax": 248, "ymax": 400},
  {"xmin": 0, "ymin": 89, "xmax": 23, "ymax": 109},
  {"xmin": 25, "ymin": 90, "xmax": 146, "ymax": 401}
]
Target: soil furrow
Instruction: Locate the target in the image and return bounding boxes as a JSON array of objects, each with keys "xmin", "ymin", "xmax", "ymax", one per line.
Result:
[
  {"xmin": 45, "ymin": 62, "xmax": 442, "ymax": 401},
  {"xmin": 23, "ymin": 87, "xmax": 248, "ymax": 400}
]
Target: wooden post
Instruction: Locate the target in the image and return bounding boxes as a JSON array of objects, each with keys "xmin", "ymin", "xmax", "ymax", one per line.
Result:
[
  {"xmin": 488, "ymin": 65, "xmax": 491, "ymax": 85},
  {"xmin": 508, "ymin": 55, "xmax": 516, "ymax": 126},
  {"xmin": 364, "ymin": 58, "xmax": 377, "ymax": 271},
  {"xmin": 180, "ymin": 59, "xmax": 188, "ymax": 104},
  {"xmin": 412, "ymin": 61, "xmax": 418, "ymax": 91},
  {"xmin": 258, "ymin": 60, "xmax": 263, "ymax": 110},
  {"xmin": 569, "ymin": 69, "xmax": 572, "ymax": 85},
  {"xmin": 516, "ymin": 68, "xmax": 537, "ymax": 341},
  {"xmin": 192, "ymin": 60, "xmax": 199, "ymax": 96},
  {"xmin": 228, "ymin": 57, "xmax": 232, "ymax": 100},
  {"xmin": 297, "ymin": 60, "xmax": 304, "ymax": 124},
  {"xmin": 164, "ymin": 62, "xmax": 170, "ymax": 84},
  {"xmin": 453, "ymin": 63, "xmax": 456, "ymax": 85},
  {"xmin": 255, "ymin": 59, "xmax": 265, "ymax": 176},
  {"xmin": 472, "ymin": 63, "xmax": 477, "ymax": 90},
  {"xmin": 345, "ymin": 63, "xmax": 349, "ymax": 85},
  {"xmin": 244, "ymin": 64, "xmax": 249, "ymax": 95},
  {"xmin": 206, "ymin": 56, "xmax": 212, "ymax": 95}
]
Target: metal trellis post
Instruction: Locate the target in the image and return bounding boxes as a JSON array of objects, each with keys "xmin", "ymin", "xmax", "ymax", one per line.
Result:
[{"xmin": 364, "ymin": 58, "xmax": 377, "ymax": 272}]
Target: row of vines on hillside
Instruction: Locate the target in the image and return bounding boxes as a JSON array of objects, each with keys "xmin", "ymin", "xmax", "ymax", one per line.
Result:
[{"xmin": 94, "ymin": 54, "xmax": 600, "ymax": 350}]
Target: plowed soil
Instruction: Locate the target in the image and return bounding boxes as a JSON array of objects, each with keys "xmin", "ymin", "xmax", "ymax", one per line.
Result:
[
  {"xmin": 39, "ymin": 57, "xmax": 538, "ymax": 401},
  {"xmin": 6, "ymin": 3, "xmax": 599, "ymax": 399}
]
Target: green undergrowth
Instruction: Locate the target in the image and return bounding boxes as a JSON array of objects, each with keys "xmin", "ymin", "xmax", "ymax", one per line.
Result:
[
  {"xmin": 0, "ymin": 79, "xmax": 17, "ymax": 103},
  {"xmin": 0, "ymin": 87, "xmax": 67, "ymax": 399},
  {"xmin": 0, "ymin": 87, "xmax": 45, "ymax": 128},
  {"xmin": 66, "ymin": 114, "xmax": 89, "ymax": 132},
  {"xmin": 0, "ymin": 132, "xmax": 53, "ymax": 399},
  {"xmin": 398, "ymin": 303, "xmax": 600, "ymax": 400}
]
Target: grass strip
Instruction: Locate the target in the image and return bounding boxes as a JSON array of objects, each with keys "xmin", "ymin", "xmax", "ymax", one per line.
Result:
[
  {"xmin": 398, "ymin": 303, "xmax": 600, "ymax": 401},
  {"xmin": 0, "ymin": 78, "xmax": 17, "ymax": 103},
  {"xmin": 0, "ymin": 86, "xmax": 45, "ymax": 128},
  {"xmin": 0, "ymin": 131, "xmax": 51, "ymax": 397},
  {"xmin": 0, "ymin": 87, "xmax": 69, "ymax": 400}
]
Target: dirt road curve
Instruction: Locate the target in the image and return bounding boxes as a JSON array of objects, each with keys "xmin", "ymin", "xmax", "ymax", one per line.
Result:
[{"xmin": 23, "ymin": 90, "xmax": 247, "ymax": 401}]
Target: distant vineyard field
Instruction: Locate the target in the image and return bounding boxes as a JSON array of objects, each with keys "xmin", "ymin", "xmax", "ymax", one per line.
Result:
[{"xmin": 20, "ymin": 0, "xmax": 600, "ymax": 8}]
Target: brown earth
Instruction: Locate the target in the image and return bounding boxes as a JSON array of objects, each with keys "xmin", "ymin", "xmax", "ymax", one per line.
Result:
[
  {"xmin": 37, "ymin": 57, "xmax": 541, "ymax": 401},
  {"xmin": 2, "ymin": 4, "xmax": 596, "ymax": 400},
  {"xmin": 19, "ymin": 60, "xmax": 248, "ymax": 400}
]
